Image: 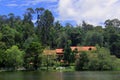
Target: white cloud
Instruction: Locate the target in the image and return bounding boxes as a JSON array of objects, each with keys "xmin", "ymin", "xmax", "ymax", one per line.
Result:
[
  {"xmin": 57, "ymin": 0, "xmax": 120, "ymax": 25},
  {"xmin": 6, "ymin": 3, "xmax": 18, "ymax": 7},
  {"xmin": 20, "ymin": 0, "xmax": 58, "ymax": 6},
  {"xmin": 6, "ymin": 0, "xmax": 58, "ymax": 7}
]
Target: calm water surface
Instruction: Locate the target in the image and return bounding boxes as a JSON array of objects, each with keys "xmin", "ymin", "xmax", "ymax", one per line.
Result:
[{"xmin": 0, "ymin": 71, "xmax": 120, "ymax": 80}]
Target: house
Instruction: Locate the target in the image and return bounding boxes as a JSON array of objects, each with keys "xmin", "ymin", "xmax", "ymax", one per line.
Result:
[
  {"xmin": 56, "ymin": 46, "xmax": 96, "ymax": 55},
  {"xmin": 43, "ymin": 46, "xmax": 96, "ymax": 61},
  {"xmin": 43, "ymin": 49, "xmax": 56, "ymax": 55},
  {"xmin": 55, "ymin": 49, "xmax": 64, "ymax": 61},
  {"xmin": 55, "ymin": 46, "xmax": 96, "ymax": 61}
]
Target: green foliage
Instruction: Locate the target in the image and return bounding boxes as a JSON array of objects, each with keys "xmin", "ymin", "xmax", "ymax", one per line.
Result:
[
  {"xmin": 63, "ymin": 40, "xmax": 72, "ymax": 64},
  {"xmin": 83, "ymin": 31, "xmax": 104, "ymax": 46},
  {"xmin": 0, "ymin": 49, "xmax": 5, "ymax": 67},
  {"xmin": 109, "ymin": 33, "xmax": 120, "ymax": 57},
  {"xmin": 75, "ymin": 47, "xmax": 120, "ymax": 71},
  {"xmin": 1, "ymin": 25, "xmax": 17, "ymax": 47},
  {"xmin": 4, "ymin": 45, "xmax": 25, "ymax": 70},
  {"xmin": 88, "ymin": 47, "xmax": 113, "ymax": 70},
  {"xmin": 41, "ymin": 55, "xmax": 56, "ymax": 70},
  {"xmin": 24, "ymin": 42, "xmax": 43, "ymax": 70},
  {"xmin": 75, "ymin": 52, "xmax": 89, "ymax": 71},
  {"xmin": 36, "ymin": 9, "xmax": 54, "ymax": 46},
  {"xmin": 0, "ymin": 8, "xmax": 120, "ymax": 71}
]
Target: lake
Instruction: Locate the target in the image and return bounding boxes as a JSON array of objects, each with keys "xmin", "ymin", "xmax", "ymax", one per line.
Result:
[{"xmin": 0, "ymin": 71, "xmax": 120, "ymax": 80}]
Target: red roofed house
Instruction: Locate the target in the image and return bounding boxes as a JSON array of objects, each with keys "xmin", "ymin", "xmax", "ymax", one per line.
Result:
[
  {"xmin": 56, "ymin": 46, "xmax": 96, "ymax": 54},
  {"xmin": 56, "ymin": 46, "xmax": 96, "ymax": 61},
  {"xmin": 72, "ymin": 46, "xmax": 96, "ymax": 52},
  {"xmin": 55, "ymin": 49, "xmax": 64, "ymax": 61},
  {"xmin": 43, "ymin": 46, "xmax": 96, "ymax": 61}
]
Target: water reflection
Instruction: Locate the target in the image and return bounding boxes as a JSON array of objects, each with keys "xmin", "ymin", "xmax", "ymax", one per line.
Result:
[
  {"xmin": 0, "ymin": 71, "xmax": 119, "ymax": 80},
  {"xmin": 62, "ymin": 72, "xmax": 120, "ymax": 80}
]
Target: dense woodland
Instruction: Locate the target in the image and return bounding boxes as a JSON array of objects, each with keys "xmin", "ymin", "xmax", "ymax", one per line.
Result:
[{"xmin": 0, "ymin": 8, "xmax": 120, "ymax": 71}]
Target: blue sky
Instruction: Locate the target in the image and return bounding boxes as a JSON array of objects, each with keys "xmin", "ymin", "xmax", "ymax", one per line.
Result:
[
  {"xmin": 0, "ymin": 0, "xmax": 120, "ymax": 26},
  {"xmin": 0, "ymin": 0, "xmax": 58, "ymax": 18}
]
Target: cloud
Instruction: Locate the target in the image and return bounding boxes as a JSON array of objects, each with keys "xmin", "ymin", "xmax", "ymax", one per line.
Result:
[
  {"xmin": 6, "ymin": 3, "xmax": 18, "ymax": 7},
  {"xmin": 57, "ymin": 0, "xmax": 120, "ymax": 25},
  {"xmin": 20, "ymin": 0, "xmax": 58, "ymax": 6},
  {"xmin": 5, "ymin": 0, "xmax": 58, "ymax": 7}
]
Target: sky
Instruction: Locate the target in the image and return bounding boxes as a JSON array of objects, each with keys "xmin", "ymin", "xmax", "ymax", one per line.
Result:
[{"xmin": 0, "ymin": 0, "xmax": 120, "ymax": 26}]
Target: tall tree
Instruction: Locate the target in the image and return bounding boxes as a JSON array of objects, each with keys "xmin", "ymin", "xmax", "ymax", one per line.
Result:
[
  {"xmin": 82, "ymin": 21, "xmax": 94, "ymax": 32},
  {"xmin": 24, "ymin": 42, "xmax": 43, "ymax": 70},
  {"xmin": 36, "ymin": 9, "xmax": 54, "ymax": 46},
  {"xmin": 23, "ymin": 8, "xmax": 35, "ymax": 24},
  {"xmin": 105, "ymin": 19, "xmax": 120, "ymax": 27},
  {"xmin": 35, "ymin": 7, "xmax": 44, "ymax": 27},
  {"xmin": 63, "ymin": 40, "xmax": 72, "ymax": 65},
  {"xmin": 8, "ymin": 13, "xmax": 15, "ymax": 28}
]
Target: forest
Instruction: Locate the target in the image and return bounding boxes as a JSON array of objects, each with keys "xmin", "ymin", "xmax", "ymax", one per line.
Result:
[{"xmin": 0, "ymin": 8, "xmax": 120, "ymax": 71}]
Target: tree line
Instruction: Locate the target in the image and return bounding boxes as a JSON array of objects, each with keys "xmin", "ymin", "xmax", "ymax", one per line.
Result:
[{"xmin": 0, "ymin": 7, "xmax": 120, "ymax": 70}]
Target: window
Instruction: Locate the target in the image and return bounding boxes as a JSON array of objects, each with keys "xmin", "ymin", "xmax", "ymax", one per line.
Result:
[{"xmin": 88, "ymin": 48, "xmax": 92, "ymax": 51}]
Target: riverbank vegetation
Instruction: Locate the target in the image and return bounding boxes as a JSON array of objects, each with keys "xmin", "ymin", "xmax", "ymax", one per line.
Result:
[
  {"xmin": 75, "ymin": 46, "xmax": 120, "ymax": 71},
  {"xmin": 0, "ymin": 7, "xmax": 120, "ymax": 71}
]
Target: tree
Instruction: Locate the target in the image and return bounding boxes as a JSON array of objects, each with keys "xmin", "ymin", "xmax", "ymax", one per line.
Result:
[
  {"xmin": 49, "ymin": 27, "xmax": 57, "ymax": 49},
  {"xmin": 105, "ymin": 19, "xmax": 120, "ymax": 27},
  {"xmin": 35, "ymin": 7, "xmax": 44, "ymax": 27},
  {"xmin": 36, "ymin": 9, "xmax": 54, "ymax": 46},
  {"xmin": 83, "ymin": 31, "xmax": 104, "ymax": 46},
  {"xmin": 69, "ymin": 27, "xmax": 83, "ymax": 46},
  {"xmin": 0, "ymin": 15, "xmax": 8, "ymax": 28},
  {"xmin": 82, "ymin": 21, "xmax": 94, "ymax": 32},
  {"xmin": 63, "ymin": 40, "xmax": 72, "ymax": 65},
  {"xmin": 54, "ymin": 21, "xmax": 62, "ymax": 31},
  {"xmin": 93, "ymin": 47, "xmax": 114, "ymax": 70},
  {"xmin": 8, "ymin": 13, "xmax": 15, "ymax": 28},
  {"xmin": 23, "ymin": 8, "xmax": 35, "ymax": 24},
  {"xmin": 1, "ymin": 25, "xmax": 17, "ymax": 47},
  {"xmin": 75, "ymin": 52, "xmax": 89, "ymax": 71},
  {"xmin": 56, "ymin": 31, "xmax": 68, "ymax": 48},
  {"xmin": 75, "ymin": 47, "xmax": 115, "ymax": 71},
  {"xmin": 0, "ymin": 42, "xmax": 6, "ymax": 68},
  {"xmin": 24, "ymin": 42, "xmax": 43, "ymax": 70},
  {"xmin": 22, "ymin": 23, "xmax": 35, "ymax": 41},
  {"xmin": 23, "ymin": 34, "xmax": 39, "ymax": 49},
  {"xmin": 109, "ymin": 33, "xmax": 120, "ymax": 57},
  {"xmin": 5, "ymin": 46, "xmax": 25, "ymax": 70}
]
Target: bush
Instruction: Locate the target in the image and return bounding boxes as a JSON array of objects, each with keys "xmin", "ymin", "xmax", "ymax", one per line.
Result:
[
  {"xmin": 75, "ymin": 47, "xmax": 120, "ymax": 71},
  {"xmin": 75, "ymin": 52, "xmax": 89, "ymax": 71},
  {"xmin": 5, "ymin": 45, "xmax": 25, "ymax": 70}
]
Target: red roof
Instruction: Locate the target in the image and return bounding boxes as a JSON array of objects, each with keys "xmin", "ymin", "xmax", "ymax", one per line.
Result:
[
  {"xmin": 56, "ymin": 49, "xmax": 63, "ymax": 54},
  {"xmin": 77, "ymin": 46, "xmax": 96, "ymax": 51},
  {"xmin": 56, "ymin": 46, "xmax": 96, "ymax": 55},
  {"xmin": 71, "ymin": 46, "xmax": 78, "ymax": 51}
]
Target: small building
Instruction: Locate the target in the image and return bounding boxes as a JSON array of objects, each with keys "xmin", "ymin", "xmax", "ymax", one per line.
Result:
[
  {"xmin": 43, "ymin": 50, "xmax": 56, "ymax": 55},
  {"xmin": 56, "ymin": 46, "xmax": 96, "ymax": 55},
  {"xmin": 71, "ymin": 46, "xmax": 96, "ymax": 52},
  {"xmin": 43, "ymin": 46, "xmax": 96, "ymax": 61},
  {"xmin": 55, "ymin": 49, "xmax": 64, "ymax": 61},
  {"xmin": 55, "ymin": 46, "xmax": 96, "ymax": 61}
]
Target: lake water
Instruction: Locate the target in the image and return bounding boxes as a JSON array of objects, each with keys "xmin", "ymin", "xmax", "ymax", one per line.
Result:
[{"xmin": 0, "ymin": 71, "xmax": 120, "ymax": 80}]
